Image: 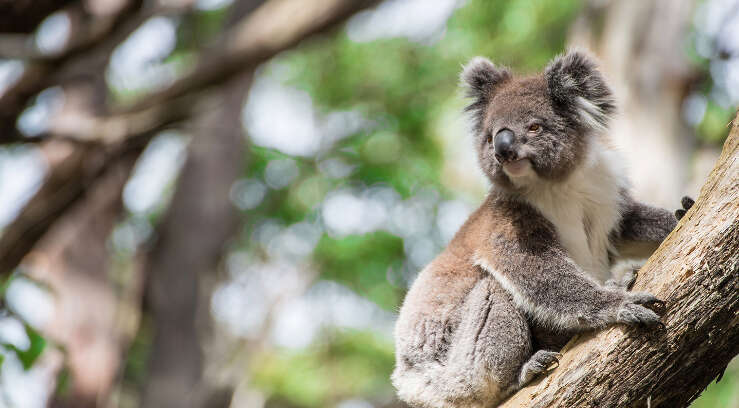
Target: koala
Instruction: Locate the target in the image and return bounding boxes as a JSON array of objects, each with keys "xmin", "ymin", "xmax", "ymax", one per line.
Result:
[{"xmin": 391, "ymin": 50, "xmax": 693, "ymax": 408}]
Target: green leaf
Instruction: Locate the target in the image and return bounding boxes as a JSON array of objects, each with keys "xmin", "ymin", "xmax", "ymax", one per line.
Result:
[{"xmin": 15, "ymin": 324, "xmax": 46, "ymax": 370}]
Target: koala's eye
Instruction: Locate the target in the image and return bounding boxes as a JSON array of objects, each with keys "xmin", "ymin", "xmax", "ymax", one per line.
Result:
[
  {"xmin": 528, "ymin": 124, "xmax": 541, "ymax": 132},
  {"xmin": 486, "ymin": 134, "xmax": 493, "ymax": 144}
]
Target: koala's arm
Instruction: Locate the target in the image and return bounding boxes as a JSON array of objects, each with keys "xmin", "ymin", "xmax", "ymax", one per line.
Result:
[
  {"xmin": 475, "ymin": 239, "xmax": 663, "ymax": 331},
  {"xmin": 612, "ymin": 196, "xmax": 680, "ymax": 260}
]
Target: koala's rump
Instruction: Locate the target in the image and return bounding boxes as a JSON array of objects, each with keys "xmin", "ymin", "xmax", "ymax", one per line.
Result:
[
  {"xmin": 393, "ymin": 250, "xmax": 531, "ymax": 407},
  {"xmin": 394, "ymin": 249, "xmax": 482, "ymax": 365}
]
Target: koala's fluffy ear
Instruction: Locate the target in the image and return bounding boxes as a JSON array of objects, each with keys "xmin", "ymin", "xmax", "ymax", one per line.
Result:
[
  {"xmin": 461, "ymin": 57, "xmax": 511, "ymax": 129},
  {"xmin": 545, "ymin": 49, "xmax": 615, "ymax": 131}
]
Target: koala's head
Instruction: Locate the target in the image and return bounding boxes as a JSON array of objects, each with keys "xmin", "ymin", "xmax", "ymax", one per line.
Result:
[{"xmin": 461, "ymin": 50, "xmax": 615, "ymax": 190}]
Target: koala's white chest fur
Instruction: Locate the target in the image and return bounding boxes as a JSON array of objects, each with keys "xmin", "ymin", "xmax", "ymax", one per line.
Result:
[{"xmin": 521, "ymin": 139, "xmax": 627, "ymax": 282}]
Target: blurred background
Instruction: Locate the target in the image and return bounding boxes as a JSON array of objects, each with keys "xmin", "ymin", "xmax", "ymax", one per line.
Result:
[{"xmin": 0, "ymin": 0, "xmax": 736, "ymax": 407}]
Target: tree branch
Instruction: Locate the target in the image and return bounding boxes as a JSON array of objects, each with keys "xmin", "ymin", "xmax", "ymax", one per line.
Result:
[
  {"xmin": 120, "ymin": 0, "xmax": 380, "ymax": 112},
  {"xmin": 501, "ymin": 114, "xmax": 739, "ymax": 408}
]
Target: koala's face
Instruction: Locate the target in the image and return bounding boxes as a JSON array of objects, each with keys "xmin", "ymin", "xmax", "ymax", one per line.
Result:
[{"xmin": 461, "ymin": 51, "xmax": 614, "ymax": 190}]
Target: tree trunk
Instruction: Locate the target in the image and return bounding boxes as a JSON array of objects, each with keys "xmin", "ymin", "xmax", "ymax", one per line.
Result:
[
  {"xmin": 500, "ymin": 114, "xmax": 739, "ymax": 407},
  {"xmin": 569, "ymin": 0, "xmax": 698, "ymax": 207},
  {"xmin": 139, "ymin": 73, "xmax": 250, "ymax": 408}
]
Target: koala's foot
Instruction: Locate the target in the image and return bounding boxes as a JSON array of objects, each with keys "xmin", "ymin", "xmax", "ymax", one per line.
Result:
[
  {"xmin": 605, "ymin": 268, "xmax": 637, "ymax": 290},
  {"xmin": 675, "ymin": 196, "xmax": 695, "ymax": 220},
  {"xmin": 518, "ymin": 350, "xmax": 561, "ymax": 387},
  {"xmin": 617, "ymin": 292, "xmax": 666, "ymax": 327}
]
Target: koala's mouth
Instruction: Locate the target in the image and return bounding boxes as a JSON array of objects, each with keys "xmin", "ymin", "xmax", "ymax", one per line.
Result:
[{"xmin": 501, "ymin": 158, "xmax": 532, "ymax": 178}]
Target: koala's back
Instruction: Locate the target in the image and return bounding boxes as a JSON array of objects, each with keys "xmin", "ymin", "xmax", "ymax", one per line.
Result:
[{"xmin": 394, "ymin": 203, "xmax": 497, "ymax": 348}]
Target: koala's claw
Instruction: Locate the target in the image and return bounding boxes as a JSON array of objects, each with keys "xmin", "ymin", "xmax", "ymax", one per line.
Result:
[
  {"xmin": 518, "ymin": 350, "xmax": 561, "ymax": 387},
  {"xmin": 627, "ymin": 292, "xmax": 667, "ymax": 315},
  {"xmin": 676, "ymin": 196, "xmax": 695, "ymax": 220},
  {"xmin": 617, "ymin": 301, "xmax": 662, "ymax": 327}
]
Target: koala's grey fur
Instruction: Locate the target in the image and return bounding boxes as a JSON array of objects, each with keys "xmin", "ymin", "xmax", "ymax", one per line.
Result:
[{"xmin": 392, "ymin": 50, "xmax": 680, "ymax": 408}]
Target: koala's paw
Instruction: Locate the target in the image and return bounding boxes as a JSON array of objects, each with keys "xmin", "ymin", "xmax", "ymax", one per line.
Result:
[
  {"xmin": 675, "ymin": 196, "xmax": 695, "ymax": 220},
  {"xmin": 518, "ymin": 350, "xmax": 561, "ymax": 387},
  {"xmin": 617, "ymin": 292, "xmax": 666, "ymax": 327},
  {"xmin": 605, "ymin": 268, "xmax": 638, "ymax": 290}
]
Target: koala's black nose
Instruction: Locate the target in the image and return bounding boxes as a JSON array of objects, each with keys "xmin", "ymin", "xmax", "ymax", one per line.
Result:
[{"xmin": 494, "ymin": 128, "xmax": 517, "ymax": 162}]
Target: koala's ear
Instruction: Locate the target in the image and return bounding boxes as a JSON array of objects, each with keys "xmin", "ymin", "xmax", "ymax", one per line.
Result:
[
  {"xmin": 461, "ymin": 57, "xmax": 511, "ymax": 108},
  {"xmin": 545, "ymin": 49, "xmax": 615, "ymax": 131}
]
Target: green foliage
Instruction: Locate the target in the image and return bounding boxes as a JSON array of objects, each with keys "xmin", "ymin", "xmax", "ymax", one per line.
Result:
[
  {"xmin": 54, "ymin": 366, "xmax": 72, "ymax": 397},
  {"xmin": 2, "ymin": 323, "xmax": 46, "ymax": 370},
  {"xmin": 697, "ymin": 101, "xmax": 736, "ymax": 144},
  {"xmin": 691, "ymin": 360, "xmax": 739, "ymax": 408},
  {"xmin": 122, "ymin": 317, "xmax": 153, "ymax": 388},
  {"xmin": 314, "ymin": 231, "xmax": 404, "ymax": 310},
  {"xmin": 252, "ymin": 330, "xmax": 395, "ymax": 408},
  {"xmin": 0, "ymin": 274, "xmax": 48, "ymax": 372}
]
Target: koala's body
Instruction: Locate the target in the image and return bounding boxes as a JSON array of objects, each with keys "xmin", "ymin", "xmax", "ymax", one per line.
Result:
[{"xmin": 392, "ymin": 51, "xmax": 682, "ymax": 408}]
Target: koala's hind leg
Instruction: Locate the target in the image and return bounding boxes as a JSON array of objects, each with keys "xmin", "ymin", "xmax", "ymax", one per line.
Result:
[
  {"xmin": 439, "ymin": 277, "xmax": 533, "ymax": 406},
  {"xmin": 605, "ymin": 267, "xmax": 638, "ymax": 290}
]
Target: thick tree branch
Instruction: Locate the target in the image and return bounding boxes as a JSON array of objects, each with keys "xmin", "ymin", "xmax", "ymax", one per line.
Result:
[{"xmin": 501, "ymin": 115, "xmax": 739, "ymax": 408}]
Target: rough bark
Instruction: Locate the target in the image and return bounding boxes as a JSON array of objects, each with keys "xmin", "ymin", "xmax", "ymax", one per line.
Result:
[{"xmin": 500, "ymin": 115, "xmax": 739, "ymax": 408}]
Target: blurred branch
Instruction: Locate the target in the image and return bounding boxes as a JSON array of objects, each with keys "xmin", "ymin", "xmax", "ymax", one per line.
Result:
[
  {"xmin": 33, "ymin": 0, "xmax": 380, "ymax": 143},
  {"xmin": 500, "ymin": 115, "xmax": 739, "ymax": 407},
  {"xmin": 0, "ymin": 0, "xmax": 76, "ymax": 34},
  {"xmin": 0, "ymin": 142, "xmax": 108, "ymax": 277},
  {"xmin": 0, "ymin": 0, "xmax": 379, "ymax": 145},
  {"xmin": 124, "ymin": 0, "xmax": 380, "ymax": 111}
]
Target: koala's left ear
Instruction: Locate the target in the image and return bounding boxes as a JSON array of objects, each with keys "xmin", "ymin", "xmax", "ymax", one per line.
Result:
[
  {"xmin": 461, "ymin": 57, "xmax": 511, "ymax": 132},
  {"xmin": 545, "ymin": 49, "xmax": 615, "ymax": 131}
]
